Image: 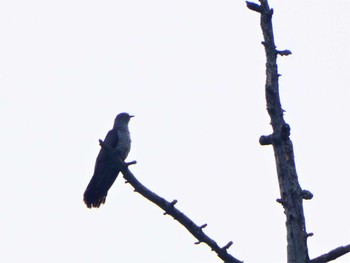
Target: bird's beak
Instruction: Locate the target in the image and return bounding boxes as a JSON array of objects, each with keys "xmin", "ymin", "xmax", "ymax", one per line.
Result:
[{"xmin": 130, "ymin": 115, "xmax": 135, "ymax": 118}]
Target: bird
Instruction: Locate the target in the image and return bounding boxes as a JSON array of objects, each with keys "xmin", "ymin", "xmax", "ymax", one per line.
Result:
[{"xmin": 83, "ymin": 112, "xmax": 134, "ymax": 208}]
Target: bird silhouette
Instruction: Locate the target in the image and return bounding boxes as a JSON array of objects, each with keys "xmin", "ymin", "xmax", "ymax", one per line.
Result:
[{"xmin": 83, "ymin": 113, "xmax": 134, "ymax": 208}]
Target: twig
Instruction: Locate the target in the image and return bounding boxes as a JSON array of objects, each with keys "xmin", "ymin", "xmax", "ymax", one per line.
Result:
[
  {"xmin": 99, "ymin": 139, "xmax": 243, "ymax": 263},
  {"xmin": 246, "ymin": 1, "xmax": 262, "ymax": 13},
  {"xmin": 310, "ymin": 244, "xmax": 350, "ymax": 263}
]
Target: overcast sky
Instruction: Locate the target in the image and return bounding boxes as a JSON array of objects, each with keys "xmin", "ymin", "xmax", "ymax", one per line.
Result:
[{"xmin": 1, "ymin": 0, "xmax": 350, "ymax": 262}]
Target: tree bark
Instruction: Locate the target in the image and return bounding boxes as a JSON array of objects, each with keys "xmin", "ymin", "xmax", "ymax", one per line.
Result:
[{"xmin": 247, "ymin": 1, "xmax": 310, "ymax": 262}]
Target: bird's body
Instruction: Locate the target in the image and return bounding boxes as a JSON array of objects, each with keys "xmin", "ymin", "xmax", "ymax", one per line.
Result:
[
  {"xmin": 114, "ymin": 127, "xmax": 132, "ymax": 160},
  {"xmin": 83, "ymin": 113, "xmax": 133, "ymax": 208}
]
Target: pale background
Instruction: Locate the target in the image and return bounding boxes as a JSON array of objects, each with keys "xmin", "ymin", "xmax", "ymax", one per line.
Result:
[{"xmin": 1, "ymin": 0, "xmax": 349, "ymax": 262}]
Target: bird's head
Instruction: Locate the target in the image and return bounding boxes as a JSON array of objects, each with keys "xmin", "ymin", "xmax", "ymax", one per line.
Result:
[{"xmin": 114, "ymin": 112, "xmax": 134, "ymax": 127}]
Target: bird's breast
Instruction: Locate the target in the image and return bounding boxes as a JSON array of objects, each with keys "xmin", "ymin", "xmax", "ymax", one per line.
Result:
[{"xmin": 115, "ymin": 129, "xmax": 131, "ymax": 160}]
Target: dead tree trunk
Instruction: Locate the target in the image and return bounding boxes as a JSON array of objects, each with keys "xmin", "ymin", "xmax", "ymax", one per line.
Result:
[
  {"xmin": 247, "ymin": 0, "xmax": 311, "ymax": 262},
  {"xmin": 246, "ymin": 1, "xmax": 350, "ymax": 262}
]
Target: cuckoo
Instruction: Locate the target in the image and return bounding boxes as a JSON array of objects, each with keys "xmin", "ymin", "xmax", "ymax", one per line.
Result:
[{"xmin": 83, "ymin": 112, "xmax": 134, "ymax": 208}]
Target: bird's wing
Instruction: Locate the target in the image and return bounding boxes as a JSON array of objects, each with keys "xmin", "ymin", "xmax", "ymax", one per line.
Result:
[{"xmin": 83, "ymin": 129, "xmax": 121, "ymax": 208}]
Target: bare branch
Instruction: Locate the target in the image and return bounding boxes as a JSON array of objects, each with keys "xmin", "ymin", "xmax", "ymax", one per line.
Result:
[
  {"xmin": 98, "ymin": 139, "xmax": 243, "ymax": 263},
  {"xmin": 222, "ymin": 241, "xmax": 234, "ymax": 250},
  {"xmin": 277, "ymin": 49, "xmax": 292, "ymax": 56},
  {"xmin": 200, "ymin": 223, "xmax": 208, "ymax": 230},
  {"xmin": 301, "ymin": 190, "xmax": 313, "ymax": 200},
  {"xmin": 247, "ymin": 0, "xmax": 310, "ymax": 262},
  {"xmin": 259, "ymin": 134, "xmax": 273, "ymax": 145},
  {"xmin": 310, "ymin": 244, "xmax": 350, "ymax": 263},
  {"xmin": 246, "ymin": 1, "xmax": 262, "ymax": 13}
]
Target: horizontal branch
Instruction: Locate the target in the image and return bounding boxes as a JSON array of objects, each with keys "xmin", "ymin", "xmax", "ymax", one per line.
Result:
[
  {"xmin": 99, "ymin": 139, "xmax": 243, "ymax": 263},
  {"xmin": 310, "ymin": 244, "xmax": 350, "ymax": 263},
  {"xmin": 259, "ymin": 134, "xmax": 273, "ymax": 145},
  {"xmin": 277, "ymin": 49, "xmax": 292, "ymax": 56}
]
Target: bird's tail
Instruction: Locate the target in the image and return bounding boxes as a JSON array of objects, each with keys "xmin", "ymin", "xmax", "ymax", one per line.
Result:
[
  {"xmin": 83, "ymin": 170, "xmax": 120, "ymax": 208},
  {"xmin": 83, "ymin": 186, "xmax": 107, "ymax": 208}
]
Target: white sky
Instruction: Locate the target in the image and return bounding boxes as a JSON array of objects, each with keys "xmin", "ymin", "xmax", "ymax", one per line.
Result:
[{"xmin": 1, "ymin": 0, "xmax": 349, "ymax": 262}]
